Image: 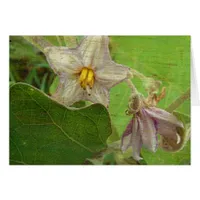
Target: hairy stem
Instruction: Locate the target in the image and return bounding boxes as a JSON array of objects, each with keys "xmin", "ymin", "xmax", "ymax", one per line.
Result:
[
  {"xmin": 131, "ymin": 69, "xmax": 146, "ymax": 80},
  {"xmin": 23, "ymin": 36, "xmax": 53, "ymax": 53},
  {"xmin": 165, "ymin": 88, "xmax": 190, "ymax": 113},
  {"xmin": 130, "ymin": 69, "xmax": 162, "ymax": 94},
  {"xmin": 125, "ymin": 79, "xmax": 139, "ymax": 94}
]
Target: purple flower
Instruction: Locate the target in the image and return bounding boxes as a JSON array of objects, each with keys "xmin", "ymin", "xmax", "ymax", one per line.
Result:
[{"xmin": 121, "ymin": 107, "xmax": 184, "ymax": 161}]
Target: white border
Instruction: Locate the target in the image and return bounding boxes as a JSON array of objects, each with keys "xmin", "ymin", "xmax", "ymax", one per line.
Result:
[{"xmin": 1, "ymin": 0, "xmax": 200, "ymax": 200}]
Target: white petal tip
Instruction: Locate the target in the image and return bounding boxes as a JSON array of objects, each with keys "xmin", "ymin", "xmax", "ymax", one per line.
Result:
[
  {"xmin": 133, "ymin": 155, "xmax": 143, "ymax": 161},
  {"xmin": 147, "ymin": 144, "xmax": 157, "ymax": 153},
  {"xmin": 180, "ymin": 122, "xmax": 184, "ymax": 128},
  {"xmin": 152, "ymin": 146, "xmax": 157, "ymax": 153},
  {"xmin": 176, "ymin": 133, "xmax": 181, "ymax": 144}
]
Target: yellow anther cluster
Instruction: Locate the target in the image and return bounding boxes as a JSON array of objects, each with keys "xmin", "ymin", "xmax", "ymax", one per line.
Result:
[{"xmin": 79, "ymin": 67, "xmax": 95, "ymax": 89}]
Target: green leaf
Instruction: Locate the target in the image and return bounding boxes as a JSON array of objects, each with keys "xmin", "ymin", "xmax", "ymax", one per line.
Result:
[{"xmin": 10, "ymin": 83, "xmax": 112, "ymax": 165}]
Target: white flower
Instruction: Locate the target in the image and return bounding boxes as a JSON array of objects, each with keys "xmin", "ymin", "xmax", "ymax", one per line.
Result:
[{"xmin": 44, "ymin": 36, "xmax": 131, "ymax": 107}]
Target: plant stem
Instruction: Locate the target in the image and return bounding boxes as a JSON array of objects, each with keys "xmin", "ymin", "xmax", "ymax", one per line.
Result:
[
  {"xmin": 131, "ymin": 69, "xmax": 146, "ymax": 80},
  {"xmin": 165, "ymin": 88, "xmax": 190, "ymax": 113},
  {"xmin": 125, "ymin": 79, "xmax": 139, "ymax": 94}
]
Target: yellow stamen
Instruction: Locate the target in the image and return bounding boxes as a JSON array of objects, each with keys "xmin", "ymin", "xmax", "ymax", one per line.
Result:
[
  {"xmin": 81, "ymin": 80, "xmax": 87, "ymax": 89},
  {"xmin": 79, "ymin": 67, "xmax": 88, "ymax": 82},
  {"xmin": 79, "ymin": 67, "xmax": 95, "ymax": 90},
  {"xmin": 87, "ymin": 69, "xmax": 94, "ymax": 82},
  {"xmin": 88, "ymin": 77, "xmax": 94, "ymax": 89}
]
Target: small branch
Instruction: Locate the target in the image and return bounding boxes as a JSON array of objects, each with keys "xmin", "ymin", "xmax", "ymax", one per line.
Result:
[
  {"xmin": 131, "ymin": 69, "xmax": 146, "ymax": 80},
  {"xmin": 125, "ymin": 79, "xmax": 139, "ymax": 94},
  {"xmin": 166, "ymin": 88, "xmax": 190, "ymax": 113},
  {"xmin": 125, "ymin": 79, "xmax": 145, "ymax": 115},
  {"xmin": 131, "ymin": 69, "xmax": 162, "ymax": 95},
  {"xmin": 23, "ymin": 36, "xmax": 53, "ymax": 53}
]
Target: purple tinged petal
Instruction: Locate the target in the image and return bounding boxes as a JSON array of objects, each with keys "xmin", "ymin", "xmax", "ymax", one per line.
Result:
[
  {"xmin": 121, "ymin": 119, "xmax": 134, "ymax": 152},
  {"xmin": 146, "ymin": 107, "xmax": 184, "ymax": 128},
  {"xmin": 153, "ymin": 118, "xmax": 158, "ymax": 131},
  {"xmin": 138, "ymin": 109, "xmax": 157, "ymax": 152},
  {"xmin": 146, "ymin": 107, "xmax": 183, "ymax": 142},
  {"xmin": 156, "ymin": 122, "xmax": 178, "ymax": 141},
  {"xmin": 121, "ymin": 117, "xmax": 143, "ymax": 161},
  {"xmin": 131, "ymin": 116, "xmax": 143, "ymax": 161}
]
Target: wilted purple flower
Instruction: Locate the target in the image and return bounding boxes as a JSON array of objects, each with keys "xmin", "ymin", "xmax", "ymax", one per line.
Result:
[{"xmin": 121, "ymin": 107, "xmax": 184, "ymax": 161}]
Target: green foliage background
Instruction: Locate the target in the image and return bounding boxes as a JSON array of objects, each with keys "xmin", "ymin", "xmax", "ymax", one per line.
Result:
[{"xmin": 9, "ymin": 36, "xmax": 190, "ymax": 165}]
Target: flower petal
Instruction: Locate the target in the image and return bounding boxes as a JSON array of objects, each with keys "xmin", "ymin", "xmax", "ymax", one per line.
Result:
[
  {"xmin": 157, "ymin": 121, "xmax": 178, "ymax": 140},
  {"xmin": 44, "ymin": 47, "xmax": 83, "ymax": 75},
  {"xmin": 95, "ymin": 62, "xmax": 131, "ymax": 89},
  {"xmin": 86, "ymin": 81, "xmax": 110, "ymax": 107},
  {"xmin": 77, "ymin": 36, "xmax": 111, "ymax": 68},
  {"xmin": 54, "ymin": 77, "xmax": 84, "ymax": 106},
  {"xmin": 121, "ymin": 119, "xmax": 134, "ymax": 152},
  {"xmin": 160, "ymin": 124, "xmax": 188, "ymax": 152},
  {"xmin": 146, "ymin": 107, "xmax": 184, "ymax": 128},
  {"xmin": 131, "ymin": 116, "xmax": 143, "ymax": 161},
  {"xmin": 138, "ymin": 109, "xmax": 157, "ymax": 152},
  {"xmin": 51, "ymin": 73, "xmax": 66, "ymax": 102}
]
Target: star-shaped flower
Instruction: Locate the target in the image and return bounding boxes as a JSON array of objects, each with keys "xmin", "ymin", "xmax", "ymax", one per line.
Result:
[
  {"xmin": 44, "ymin": 36, "xmax": 131, "ymax": 107},
  {"xmin": 121, "ymin": 107, "xmax": 184, "ymax": 161}
]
